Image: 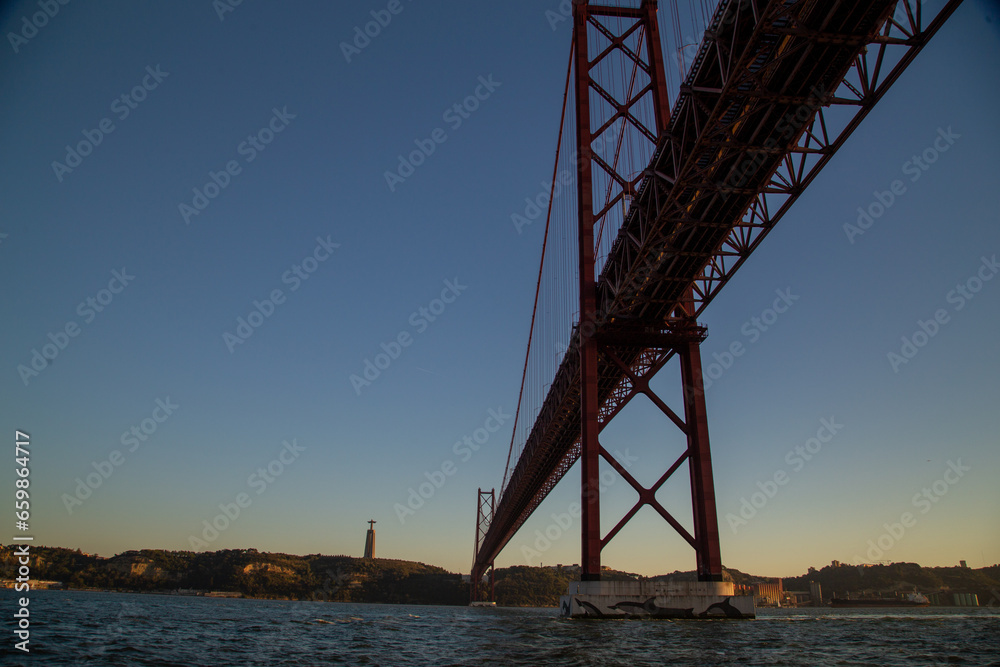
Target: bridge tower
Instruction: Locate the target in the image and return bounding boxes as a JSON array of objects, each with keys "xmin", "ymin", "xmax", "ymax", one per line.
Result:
[
  {"xmin": 471, "ymin": 488, "xmax": 495, "ymax": 603},
  {"xmin": 572, "ymin": 0, "xmax": 722, "ymax": 585}
]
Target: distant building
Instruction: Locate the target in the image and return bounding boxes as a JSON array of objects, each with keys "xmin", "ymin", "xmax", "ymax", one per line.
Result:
[
  {"xmin": 831, "ymin": 560, "xmax": 841, "ymax": 568},
  {"xmin": 754, "ymin": 579, "xmax": 783, "ymax": 606},
  {"xmin": 810, "ymin": 581, "xmax": 823, "ymax": 606},
  {"xmin": 363, "ymin": 520, "xmax": 376, "ymax": 559},
  {"xmin": 960, "ymin": 560, "xmax": 968, "ymax": 569},
  {"xmin": 785, "ymin": 590, "xmax": 812, "ymax": 606}
]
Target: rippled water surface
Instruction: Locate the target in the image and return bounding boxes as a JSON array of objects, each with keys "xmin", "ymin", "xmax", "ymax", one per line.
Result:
[{"xmin": 2, "ymin": 590, "xmax": 999, "ymax": 666}]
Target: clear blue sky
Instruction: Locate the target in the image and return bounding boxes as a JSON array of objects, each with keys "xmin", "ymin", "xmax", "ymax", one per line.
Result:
[{"xmin": 1, "ymin": 0, "xmax": 998, "ymax": 579}]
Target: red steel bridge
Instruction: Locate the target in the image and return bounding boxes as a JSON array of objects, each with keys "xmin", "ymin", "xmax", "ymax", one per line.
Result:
[{"xmin": 472, "ymin": 0, "xmax": 963, "ymax": 600}]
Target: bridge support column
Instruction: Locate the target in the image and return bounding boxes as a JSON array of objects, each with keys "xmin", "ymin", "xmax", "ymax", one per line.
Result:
[
  {"xmin": 572, "ymin": 0, "xmax": 602, "ymax": 583},
  {"xmin": 679, "ymin": 339, "xmax": 724, "ymax": 581}
]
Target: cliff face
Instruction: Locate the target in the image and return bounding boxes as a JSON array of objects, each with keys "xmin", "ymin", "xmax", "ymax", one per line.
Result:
[
  {"xmin": 0, "ymin": 546, "xmax": 468, "ymax": 604},
  {"xmin": 241, "ymin": 562, "xmax": 295, "ymax": 576},
  {"xmin": 105, "ymin": 556, "xmax": 183, "ymax": 582}
]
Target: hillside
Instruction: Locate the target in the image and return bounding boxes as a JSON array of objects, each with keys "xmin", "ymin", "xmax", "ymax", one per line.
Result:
[
  {"xmin": 0, "ymin": 546, "xmax": 467, "ymax": 605},
  {"xmin": 783, "ymin": 562, "xmax": 1000, "ymax": 600},
  {"xmin": 3, "ymin": 547, "xmax": 996, "ymax": 608}
]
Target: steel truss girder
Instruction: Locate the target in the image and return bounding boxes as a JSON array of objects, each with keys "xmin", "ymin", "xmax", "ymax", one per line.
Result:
[{"xmin": 601, "ymin": 0, "xmax": 965, "ymax": 319}]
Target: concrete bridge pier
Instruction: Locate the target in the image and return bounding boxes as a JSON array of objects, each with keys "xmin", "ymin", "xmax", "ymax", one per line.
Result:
[{"xmin": 560, "ymin": 580, "xmax": 755, "ymax": 619}]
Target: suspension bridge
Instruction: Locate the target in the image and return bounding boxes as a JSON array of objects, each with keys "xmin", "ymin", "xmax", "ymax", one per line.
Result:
[{"xmin": 471, "ymin": 0, "xmax": 963, "ymax": 617}]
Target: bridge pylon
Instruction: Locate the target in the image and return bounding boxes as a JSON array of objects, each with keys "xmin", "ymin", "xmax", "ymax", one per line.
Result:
[
  {"xmin": 562, "ymin": 0, "xmax": 749, "ymax": 618},
  {"xmin": 573, "ymin": 0, "xmax": 722, "ymax": 584},
  {"xmin": 470, "ymin": 488, "xmax": 496, "ymax": 605}
]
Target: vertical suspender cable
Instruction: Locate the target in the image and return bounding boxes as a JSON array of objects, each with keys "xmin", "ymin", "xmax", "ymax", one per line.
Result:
[{"xmin": 501, "ymin": 37, "xmax": 576, "ymax": 495}]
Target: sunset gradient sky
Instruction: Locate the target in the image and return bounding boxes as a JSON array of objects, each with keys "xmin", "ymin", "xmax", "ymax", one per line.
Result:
[{"xmin": 1, "ymin": 0, "xmax": 999, "ymax": 578}]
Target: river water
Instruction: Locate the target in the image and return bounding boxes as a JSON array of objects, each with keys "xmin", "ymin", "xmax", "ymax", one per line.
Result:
[{"xmin": 2, "ymin": 590, "xmax": 999, "ymax": 666}]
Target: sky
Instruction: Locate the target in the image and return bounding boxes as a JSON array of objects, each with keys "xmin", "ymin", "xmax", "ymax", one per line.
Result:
[{"xmin": 1, "ymin": 0, "xmax": 998, "ymax": 580}]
